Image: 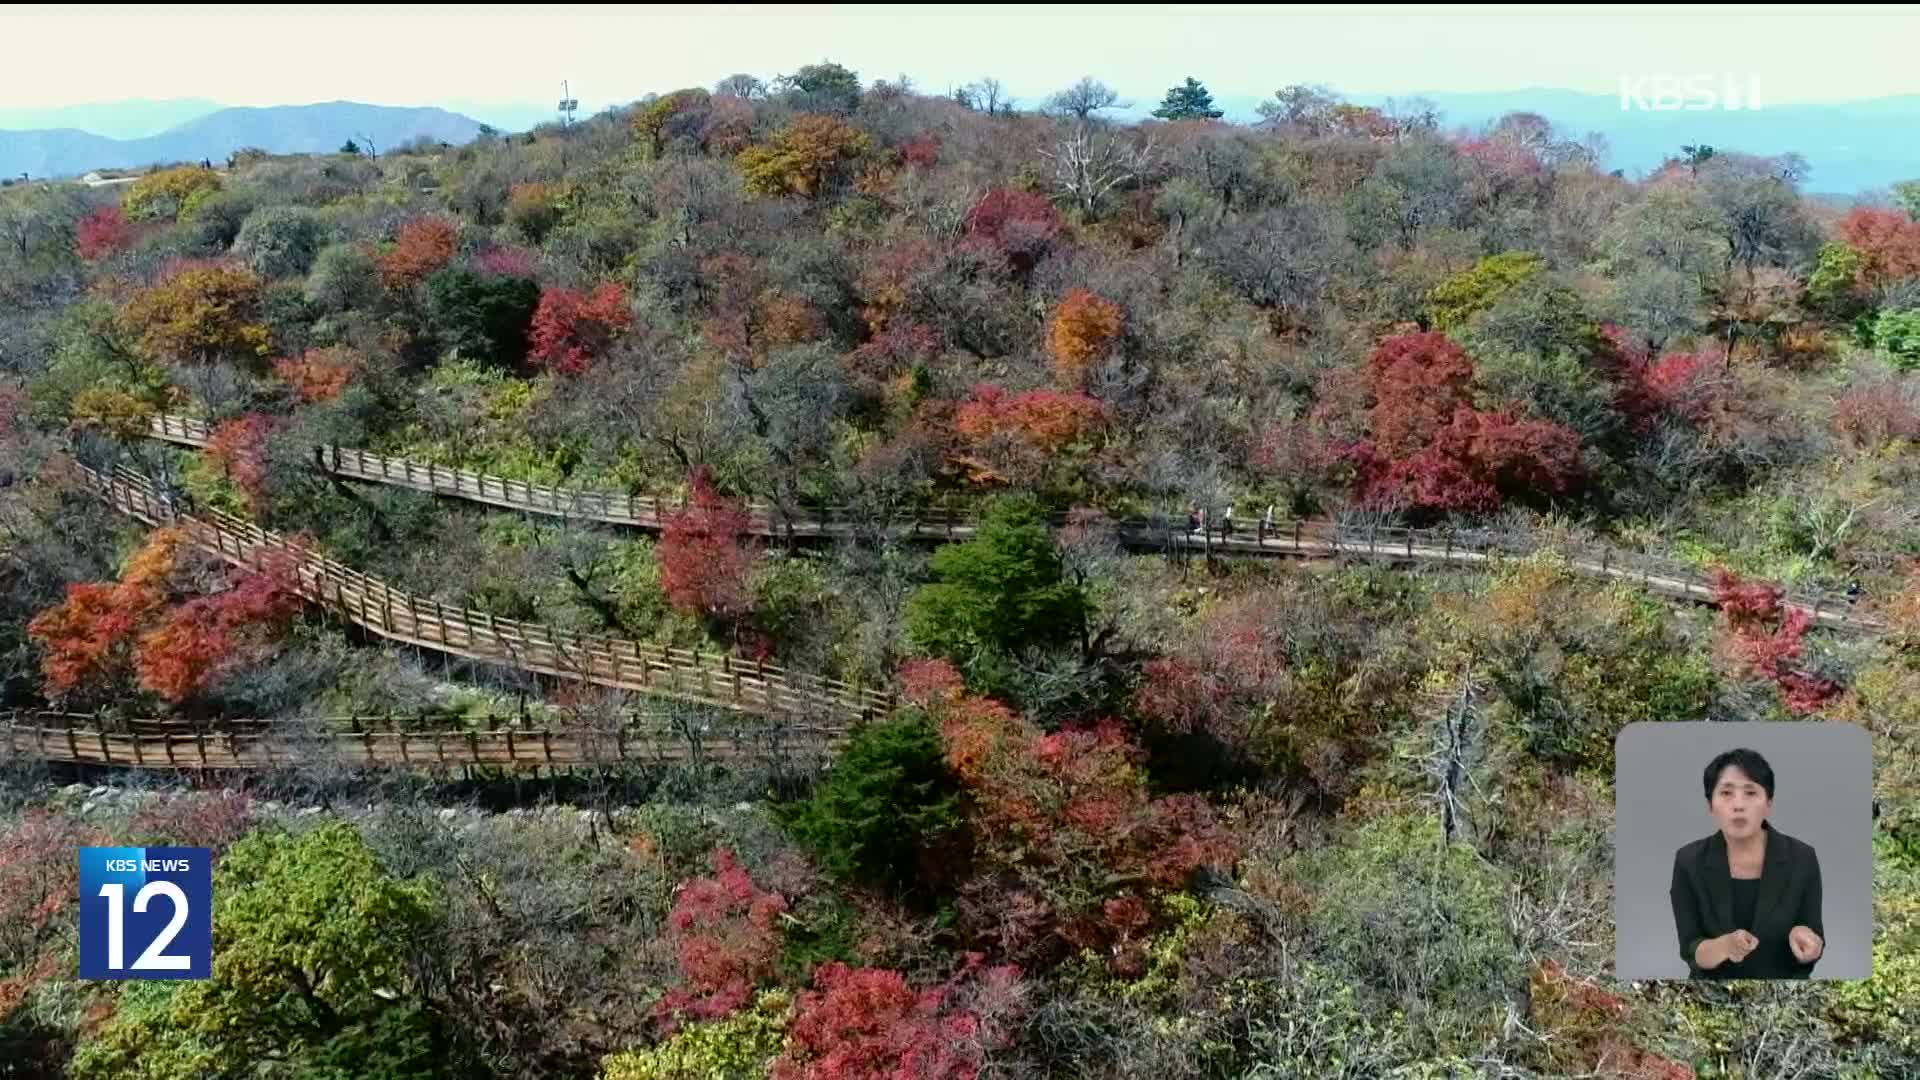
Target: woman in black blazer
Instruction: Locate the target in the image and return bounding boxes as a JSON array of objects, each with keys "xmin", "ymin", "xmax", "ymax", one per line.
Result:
[{"xmin": 1670, "ymin": 747, "xmax": 1824, "ymax": 979}]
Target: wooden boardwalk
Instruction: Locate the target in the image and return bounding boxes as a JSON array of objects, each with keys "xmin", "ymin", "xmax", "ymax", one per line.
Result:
[
  {"xmin": 1, "ymin": 710, "xmax": 842, "ymax": 773},
  {"xmin": 75, "ymin": 459, "xmax": 897, "ymax": 726},
  {"xmin": 144, "ymin": 414, "xmax": 1886, "ymax": 636}
]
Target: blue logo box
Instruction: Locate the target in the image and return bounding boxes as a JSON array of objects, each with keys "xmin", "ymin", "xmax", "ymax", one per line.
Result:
[{"xmin": 79, "ymin": 846, "xmax": 211, "ymax": 980}]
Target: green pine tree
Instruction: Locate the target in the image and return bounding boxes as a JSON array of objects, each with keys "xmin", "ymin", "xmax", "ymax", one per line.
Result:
[{"xmin": 1152, "ymin": 77, "xmax": 1224, "ymax": 120}]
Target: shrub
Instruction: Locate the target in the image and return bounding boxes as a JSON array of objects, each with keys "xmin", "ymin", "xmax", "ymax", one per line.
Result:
[
  {"xmin": 305, "ymin": 242, "xmax": 382, "ymax": 312},
  {"xmin": 782, "ymin": 713, "xmax": 965, "ymax": 895},
  {"xmin": 905, "ymin": 495, "xmax": 1091, "ymax": 685},
  {"xmin": 1294, "ymin": 812, "xmax": 1515, "ymax": 1019},
  {"xmin": 123, "ymin": 165, "xmax": 222, "ymax": 221},
  {"xmin": 1874, "ymin": 308, "xmax": 1920, "ymax": 370},
  {"xmin": 232, "ymin": 205, "xmax": 328, "ymax": 278},
  {"xmin": 424, "ymin": 267, "xmax": 539, "ymax": 369},
  {"xmin": 771, "ymin": 959, "xmax": 1023, "ymax": 1080},
  {"xmin": 656, "ymin": 848, "xmax": 788, "ymax": 1033},
  {"xmin": 70, "ymin": 822, "xmax": 445, "ymax": 1079},
  {"xmin": 601, "ymin": 991, "xmax": 792, "ymax": 1080}
]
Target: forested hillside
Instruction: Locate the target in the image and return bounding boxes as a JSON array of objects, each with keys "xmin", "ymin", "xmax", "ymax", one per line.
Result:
[{"xmin": 2, "ymin": 64, "xmax": 1918, "ymax": 1078}]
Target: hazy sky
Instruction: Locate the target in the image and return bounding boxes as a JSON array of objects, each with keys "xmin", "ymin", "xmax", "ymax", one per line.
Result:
[{"xmin": 5, "ymin": 4, "xmax": 1920, "ymax": 111}]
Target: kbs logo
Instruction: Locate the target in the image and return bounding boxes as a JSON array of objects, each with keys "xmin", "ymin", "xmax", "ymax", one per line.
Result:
[
  {"xmin": 79, "ymin": 847, "xmax": 212, "ymax": 979},
  {"xmin": 1619, "ymin": 74, "xmax": 1763, "ymax": 111}
]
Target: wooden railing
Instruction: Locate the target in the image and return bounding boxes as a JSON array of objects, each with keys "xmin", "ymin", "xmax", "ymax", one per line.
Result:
[
  {"xmin": 76, "ymin": 459, "xmax": 898, "ymax": 724},
  {"xmin": 0, "ymin": 710, "xmax": 844, "ymax": 772},
  {"xmin": 144, "ymin": 414, "xmax": 1888, "ymax": 637}
]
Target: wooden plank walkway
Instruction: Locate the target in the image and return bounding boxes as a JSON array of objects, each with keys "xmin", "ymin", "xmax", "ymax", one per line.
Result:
[
  {"xmin": 0, "ymin": 710, "xmax": 842, "ymax": 772},
  {"xmin": 144, "ymin": 414, "xmax": 1887, "ymax": 636},
  {"xmin": 73, "ymin": 459, "xmax": 897, "ymax": 726}
]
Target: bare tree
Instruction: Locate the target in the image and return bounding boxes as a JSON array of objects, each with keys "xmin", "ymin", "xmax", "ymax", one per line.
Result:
[
  {"xmin": 962, "ymin": 77, "xmax": 1013, "ymax": 116},
  {"xmin": 713, "ymin": 73, "xmax": 766, "ymax": 100},
  {"xmin": 1038, "ymin": 125, "xmax": 1157, "ymax": 218},
  {"xmin": 1045, "ymin": 77, "xmax": 1125, "ymax": 121}
]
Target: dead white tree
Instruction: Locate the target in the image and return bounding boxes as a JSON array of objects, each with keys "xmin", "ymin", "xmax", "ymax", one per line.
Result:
[{"xmin": 1038, "ymin": 126, "xmax": 1157, "ymax": 218}]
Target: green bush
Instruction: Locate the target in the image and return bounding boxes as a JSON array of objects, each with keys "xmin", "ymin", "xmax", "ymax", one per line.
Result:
[
  {"xmin": 781, "ymin": 712, "xmax": 964, "ymax": 895},
  {"xmin": 906, "ymin": 493, "xmax": 1091, "ymax": 693},
  {"xmin": 1425, "ymin": 251, "xmax": 1542, "ymax": 332},
  {"xmin": 233, "ymin": 205, "xmax": 330, "ymax": 278},
  {"xmin": 1873, "ymin": 307, "xmax": 1920, "ymax": 370},
  {"xmin": 305, "ymin": 242, "xmax": 382, "ymax": 313},
  {"xmin": 424, "ymin": 267, "xmax": 539, "ymax": 369},
  {"xmin": 71, "ymin": 821, "xmax": 448, "ymax": 1080},
  {"xmin": 599, "ymin": 990, "xmax": 790, "ymax": 1080},
  {"xmin": 1293, "ymin": 812, "xmax": 1516, "ymax": 1023}
]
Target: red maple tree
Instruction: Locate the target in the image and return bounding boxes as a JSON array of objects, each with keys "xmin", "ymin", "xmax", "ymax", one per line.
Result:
[
  {"xmin": 528, "ymin": 282, "xmax": 632, "ymax": 375},
  {"xmin": 656, "ymin": 847, "xmax": 788, "ymax": 1034},
  {"xmin": 772, "ymin": 956, "xmax": 1024, "ymax": 1080},
  {"xmin": 205, "ymin": 413, "xmax": 283, "ymax": 512},
  {"xmin": 923, "ymin": 685, "xmax": 1236, "ymax": 970},
  {"xmin": 962, "ymin": 188, "xmax": 1063, "ymax": 274},
  {"xmin": 657, "ymin": 466, "xmax": 758, "ymax": 622},
  {"xmin": 75, "ymin": 205, "xmax": 137, "ymax": 261},
  {"xmin": 1838, "ymin": 207, "xmax": 1920, "ymax": 292},
  {"xmin": 379, "ymin": 216, "xmax": 459, "ymax": 289},
  {"xmin": 1338, "ymin": 332, "xmax": 1585, "ymax": 513},
  {"xmin": 134, "ymin": 556, "xmax": 304, "ymax": 703},
  {"xmin": 1708, "ymin": 568, "xmax": 1843, "ymax": 715}
]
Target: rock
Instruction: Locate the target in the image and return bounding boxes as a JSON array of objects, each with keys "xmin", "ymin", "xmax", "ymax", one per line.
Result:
[
  {"xmin": 63, "ymin": 783, "xmax": 87, "ymax": 796},
  {"xmin": 439, "ymin": 808, "xmax": 458, "ymax": 820},
  {"xmin": 732, "ymin": 802, "xmax": 754, "ymax": 813},
  {"xmin": 90, "ymin": 786, "xmax": 109, "ymax": 798},
  {"xmin": 81, "ymin": 800, "xmax": 96, "ymax": 814},
  {"xmin": 299, "ymin": 806, "xmax": 323, "ymax": 816}
]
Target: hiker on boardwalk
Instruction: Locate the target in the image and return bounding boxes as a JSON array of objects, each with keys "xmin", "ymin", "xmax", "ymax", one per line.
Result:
[
  {"xmin": 1221, "ymin": 504, "xmax": 1234, "ymax": 539},
  {"xmin": 1847, "ymin": 581, "xmax": 1863, "ymax": 606},
  {"xmin": 1261, "ymin": 503, "xmax": 1275, "ymax": 542},
  {"xmin": 1185, "ymin": 505, "xmax": 1199, "ymax": 537}
]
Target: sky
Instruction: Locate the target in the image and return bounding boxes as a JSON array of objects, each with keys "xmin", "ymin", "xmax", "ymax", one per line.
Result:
[{"xmin": 5, "ymin": 4, "xmax": 1920, "ymax": 113}]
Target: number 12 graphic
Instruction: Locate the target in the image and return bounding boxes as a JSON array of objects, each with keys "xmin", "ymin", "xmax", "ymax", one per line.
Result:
[{"xmin": 79, "ymin": 847, "xmax": 212, "ymax": 980}]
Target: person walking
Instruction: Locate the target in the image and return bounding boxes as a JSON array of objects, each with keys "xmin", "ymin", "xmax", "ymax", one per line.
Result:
[{"xmin": 1221, "ymin": 503, "xmax": 1235, "ymax": 540}]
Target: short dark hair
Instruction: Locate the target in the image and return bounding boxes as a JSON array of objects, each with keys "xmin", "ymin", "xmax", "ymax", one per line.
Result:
[{"xmin": 1703, "ymin": 748, "xmax": 1775, "ymax": 803}]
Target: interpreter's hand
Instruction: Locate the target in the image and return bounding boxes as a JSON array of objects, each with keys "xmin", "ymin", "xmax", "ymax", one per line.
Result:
[
  {"xmin": 1720, "ymin": 929, "xmax": 1759, "ymax": 965},
  {"xmin": 1789, "ymin": 925, "xmax": 1824, "ymax": 964}
]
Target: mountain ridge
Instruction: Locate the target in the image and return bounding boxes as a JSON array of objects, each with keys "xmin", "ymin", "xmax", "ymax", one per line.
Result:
[{"xmin": 0, "ymin": 101, "xmax": 492, "ymax": 180}]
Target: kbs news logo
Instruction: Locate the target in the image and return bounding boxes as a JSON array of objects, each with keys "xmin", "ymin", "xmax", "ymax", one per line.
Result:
[{"xmin": 1619, "ymin": 74, "xmax": 1763, "ymax": 112}]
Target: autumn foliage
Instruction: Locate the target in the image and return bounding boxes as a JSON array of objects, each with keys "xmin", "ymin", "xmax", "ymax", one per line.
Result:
[
  {"xmin": 1339, "ymin": 332, "xmax": 1584, "ymax": 513},
  {"xmin": 954, "ymin": 384, "xmax": 1108, "ymax": 451},
  {"xmin": 527, "ymin": 282, "xmax": 632, "ymax": 375},
  {"xmin": 1047, "ymin": 289, "xmax": 1124, "ymax": 386},
  {"xmin": 205, "ymin": 413, "xmax": 283, "ymax": 511},
  {"xmin": 120, "ymin": 260, "xmax": 273, "ymax": 367},
  {"xmin": 658, "ymin": 466, "xmax": 758, "ymax": 622},
  {"xmin": 920, "ymin": 681, "xmax": 1236, "ymax": 969},
  {"xmin": 27, "ymin": 528, "xmax": 183, "ymax": 695},
  {"xmin": 772, "ymin": 957, "xmax": 1023, "ymax": 1080},
  {"xmin": 134, "ymin": 558, "xmax": 305, "ymax": 703},
  {"xmin": 26, "ymin": 527, "xmax": 305, "ymax": 704},
  {"xmin": 74, "ymin": 205, "xmax": 137, "ymax": 260},
  {"xmin": 962, "ymin": 188, "xmax": 1064, "ymax": 274},
  {"xmin": 1, "ymin": 811, "xmax": 108, "ymax": 972},
  {"xmin": 1837, "ymin": 207, "xmax": 1920, "ymax": 292},
  {"xmin": 272, "ymin": 347, "xmax": 360, "ymax": 403},
  {"xmin": 738, "ymin": 114, "xmax": 872, "ymax": 198},
  {"xmin": 379, "ymin": 216, "xmax": 459, "ymax": 289},
  {"xmin": 657, "ymin": 848, "xmax": 788, "ymax": 1034},
  {"xmin": 1709, "ymin": 567, "xmax": 1844, "ymax": 714}
]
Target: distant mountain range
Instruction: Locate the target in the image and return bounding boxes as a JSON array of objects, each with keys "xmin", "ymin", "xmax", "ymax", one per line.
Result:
[
  {"xmin": 1196, "ymin": 88, "xmax": 1920, "ymax": 195},
  {"xmin": 0, "ymin": 102, "xmax": 493, "ymax": 180},
  {"xmin": 5, "ymin": 90, "xmax": 1916, "ymax": 194}
]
